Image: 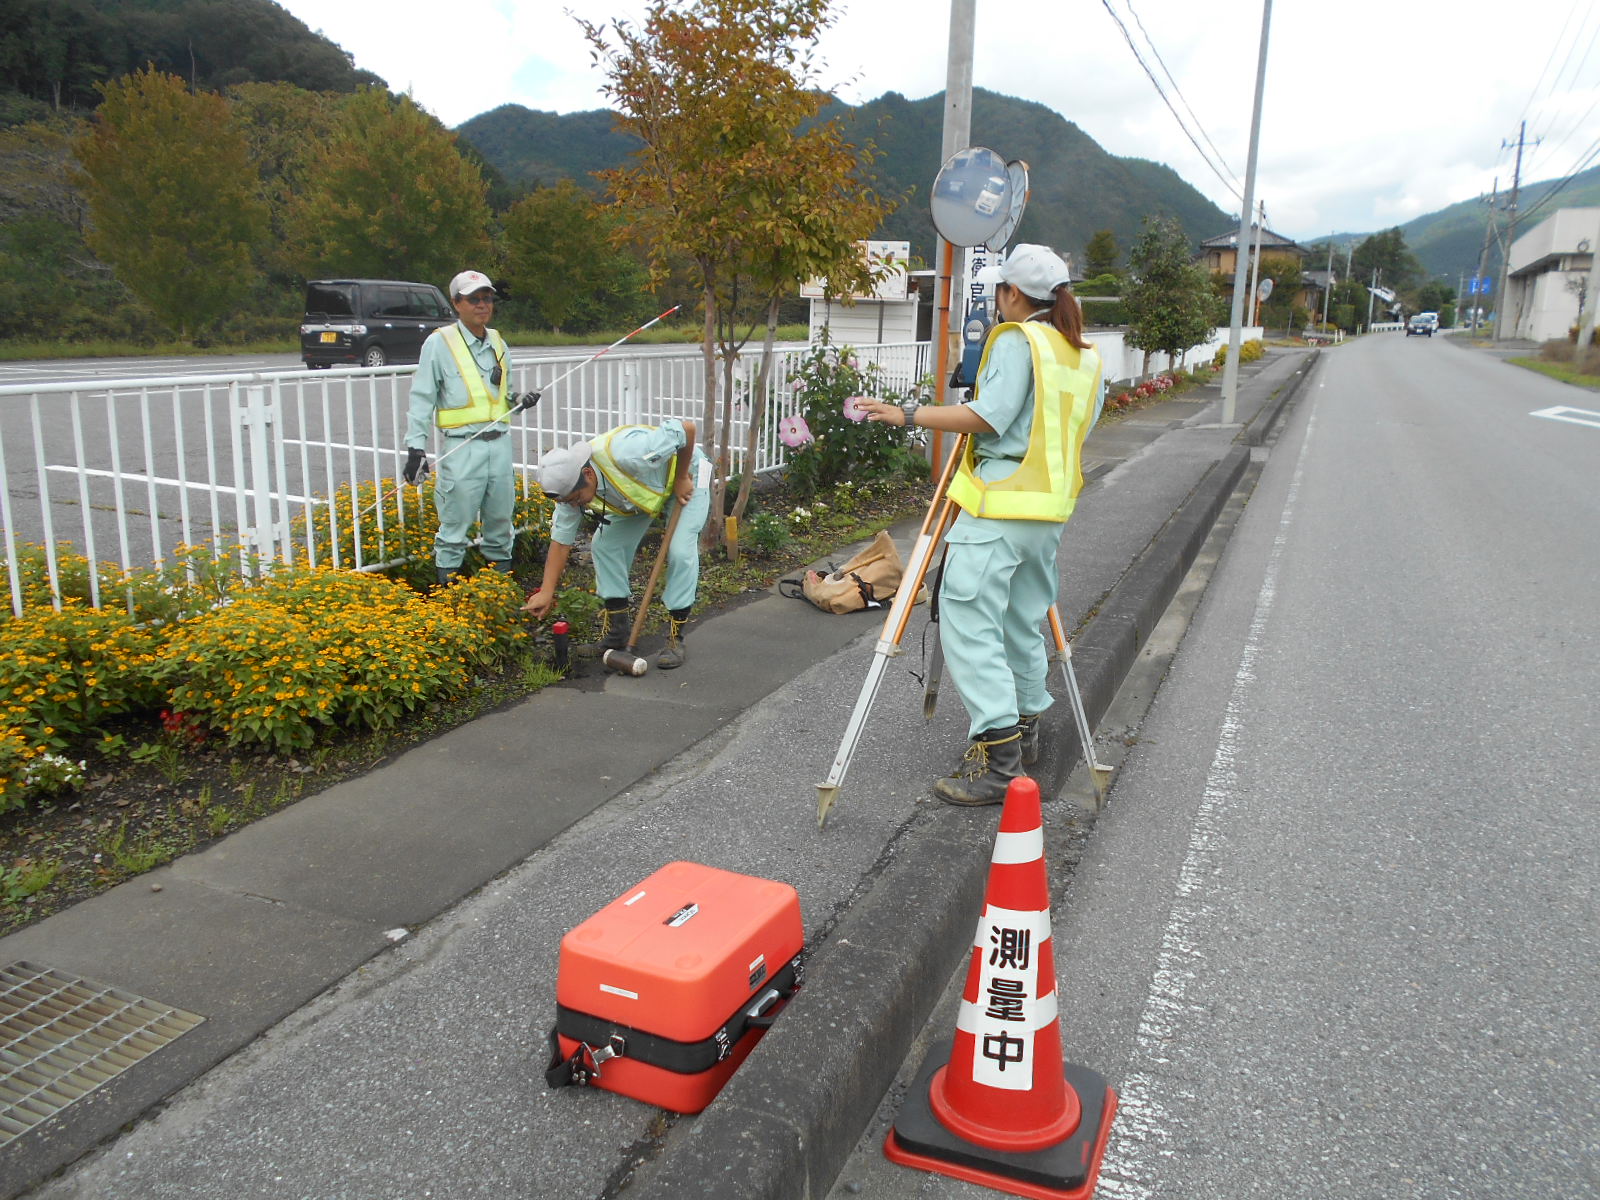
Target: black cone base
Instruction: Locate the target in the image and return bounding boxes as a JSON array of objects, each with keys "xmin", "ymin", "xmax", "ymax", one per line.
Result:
[{"xmin": 884, "ymin": 1037, "xmax": 1117, "ymax": 1200}]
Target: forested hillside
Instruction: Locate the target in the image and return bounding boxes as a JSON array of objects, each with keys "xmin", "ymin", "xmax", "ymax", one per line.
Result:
[
  {"xmin": 1392, "ymin": 164, "xmax": 1600, "ymax": 282},
  {"xmin": 458, "ymin": 86, "xmax": 1235, "ymax": 268},
  {"xmin": 0, "ymin": 0, "xmax": 381, "ymax": 123}
]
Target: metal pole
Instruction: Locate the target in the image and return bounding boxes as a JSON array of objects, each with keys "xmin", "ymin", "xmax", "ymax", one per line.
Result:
[
  {"xmin": 1248, "ymin": 200, "xmax": 1264, "ymax": 326},
  {"xmin": 1494, "ymin": 122, "xmax": 1528, "ymax": 341},
  {"xmin": 930, "ymin": 0, "xmax": 975, "ymax": 469},
  {"xmin": 1471, "ymin": 180, "xmax": 1498, "ymax": 333},
  {"xmin": 1323, "ymin": 235, "xmax": 1334, "ymax": 327},
  {"xmin": 1220, "ymin": 0, "xmax": 1272, "ymax": 425},
  {"xmin": 1575, "ymin": 218, "xmax": 1600, "ymax": 357}
]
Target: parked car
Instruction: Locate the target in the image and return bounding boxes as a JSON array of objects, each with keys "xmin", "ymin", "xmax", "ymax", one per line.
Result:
[
  {"xmin": 1406, "ymin": 315, "xmax": 1434, "ymax": 337},
  {"xmin": 300, "ymin": 279, "xmax": 455, "ymax": 369}
]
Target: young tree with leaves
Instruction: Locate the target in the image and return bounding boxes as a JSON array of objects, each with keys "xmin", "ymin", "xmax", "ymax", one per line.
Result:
[
  {"xmin": 292, "ymin": 89, "xmax": 491, "ymax": 285},
  {"xmin": 1124, "ymin": 215, "xmax": 1217, "ymax": 374},
  {"xmin": 580, "ymin": 0, "xmax": 889, "ymax": 548},
  {"xmin": 72, "ymin": 66, "xmax": 266, "ymax": 341}
]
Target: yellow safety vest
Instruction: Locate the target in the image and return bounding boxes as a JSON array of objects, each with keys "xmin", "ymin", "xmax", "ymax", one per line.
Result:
[
  {"xmin": 947, "ymin": 321, "xmax": 1101, "ymax": 522},
  {"xmin": 434, "ymin": 324, "xmax": 510, "ymax": 430},
  {"xmin": 590, "ymin": 425, "xmax": 679, "ymax": 516}
]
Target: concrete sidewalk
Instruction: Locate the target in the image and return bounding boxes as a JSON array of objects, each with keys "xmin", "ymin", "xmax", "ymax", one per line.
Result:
[{"xmin": 2, "ymin": 348, "xmax": 1317, "ymax": 1200}]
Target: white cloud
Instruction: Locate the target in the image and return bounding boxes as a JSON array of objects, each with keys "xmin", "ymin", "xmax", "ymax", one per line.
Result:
[{"xmin": 274, "ymin": 0, "xmax": 1600, "ymax": 240}]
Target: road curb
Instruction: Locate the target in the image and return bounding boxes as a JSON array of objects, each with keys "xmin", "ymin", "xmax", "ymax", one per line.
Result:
[{"xmin": 628, "ymin": 354, "xmax": 1319, "ymax": 1200}]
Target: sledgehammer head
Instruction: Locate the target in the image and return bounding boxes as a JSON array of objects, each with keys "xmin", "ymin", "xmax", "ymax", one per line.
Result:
[{"xmin": 602, "ymin": 649, "xmax": 649, "ymax": 676}]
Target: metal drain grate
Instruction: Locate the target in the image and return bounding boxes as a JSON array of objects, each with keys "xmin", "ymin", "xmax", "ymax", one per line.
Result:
[{"xmin": 0, "ymin": 961, "xmax": 205, "ymax": 1146}]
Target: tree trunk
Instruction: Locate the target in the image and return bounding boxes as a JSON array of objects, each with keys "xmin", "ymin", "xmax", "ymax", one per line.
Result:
[
  {"xmin": 699, "ymin": 274, "xmax": 720, "ymax": 553},
  {"xmin": 731, "ymin": 295, "xmax": 781, "ymax": 524}
]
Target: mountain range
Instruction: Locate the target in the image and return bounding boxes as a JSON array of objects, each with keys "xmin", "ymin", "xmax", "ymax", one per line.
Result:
[
  {"xmin": 458, "ymin": 88, "xmax": 1236, "ymax": 273},
  {"xmin": 458, "ymin": 88, "xmax": 1598, "ymax": 288}
]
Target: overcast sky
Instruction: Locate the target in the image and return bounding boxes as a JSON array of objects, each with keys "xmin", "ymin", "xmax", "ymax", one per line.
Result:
[{"xmin": 274, "ymin": 0, "xmax": 1600, "ymax": 243}]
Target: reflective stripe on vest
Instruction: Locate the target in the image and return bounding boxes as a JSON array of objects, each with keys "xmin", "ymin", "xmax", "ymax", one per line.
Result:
[
  {"xmin": 947, "ymin": 321, "xmax": 1101, "ymax": 522},
  {"xmin": 590, "ymin": 425, "xmax": 678, "ymax": 516},
  {"xmin": 434, "ymin": 325, "xmax": 510, "ymax": 430}
]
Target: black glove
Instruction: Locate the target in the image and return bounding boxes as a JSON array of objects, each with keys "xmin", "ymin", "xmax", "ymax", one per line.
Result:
[
  {"xmin": 514, "ymin": 390, "xmax": 541, "ymax": 412},
  {"xmin": 402, "ymin": 448, "xmax": 430, "ymax": 485}
]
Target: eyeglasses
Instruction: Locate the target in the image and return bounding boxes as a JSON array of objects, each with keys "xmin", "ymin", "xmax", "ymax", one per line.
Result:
[{"xmin": 461, "ymin": 293, "xmax": 495, "ymax": 305}]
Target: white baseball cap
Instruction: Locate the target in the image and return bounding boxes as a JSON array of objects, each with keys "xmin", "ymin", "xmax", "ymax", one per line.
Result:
[
  {"xmin": 449, "ymin": 270, "xmax": 496, "ymax": 299},
  {"xmin": 977, "ymin": 244, "xmax": 1072, "ymax": 301},
  {"xmin": 538, "ymin": 442, "xmax": 594, "ymax": 499}
]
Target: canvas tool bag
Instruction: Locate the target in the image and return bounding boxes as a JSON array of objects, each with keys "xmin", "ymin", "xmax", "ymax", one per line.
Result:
[{"xmin": 781, "ymin": 530, "xmax": 908, "ymax": 614}]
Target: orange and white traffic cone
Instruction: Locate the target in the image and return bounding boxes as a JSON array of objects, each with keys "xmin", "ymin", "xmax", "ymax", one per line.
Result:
[{"xmin": 884, "ymin": 775, "xmax": 1117, "ymax": 1199}]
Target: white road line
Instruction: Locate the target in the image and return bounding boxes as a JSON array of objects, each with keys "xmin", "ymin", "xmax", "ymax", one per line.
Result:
[
  {"xmin": 1530, "ymin": 405, "xmax": 1600, "ymax": 429},
  {"xmin": 1096, "ymin": 410, "xmax": 1320, "ymax": 1200}
]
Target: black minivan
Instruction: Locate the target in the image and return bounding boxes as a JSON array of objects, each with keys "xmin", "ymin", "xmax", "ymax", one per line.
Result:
[{"xmin": 300, "ymin": 279, "xmax": 455, "ymax": 368}]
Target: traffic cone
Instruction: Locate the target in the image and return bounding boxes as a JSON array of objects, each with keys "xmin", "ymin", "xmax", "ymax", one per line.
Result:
[{"xmin": 884, "ymin": 776, "xmax": 1117, "ymax": 1200}]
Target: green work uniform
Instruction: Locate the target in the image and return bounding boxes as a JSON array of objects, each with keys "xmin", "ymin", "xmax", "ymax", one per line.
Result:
[
  {"xmin": 940, "ymin": 320, "xmax": 1106, "ymax": 738},
  {"xmin": 406, "ymin": 321, "xmax": 514, "ymax": 571},
  {"xmin": 549, "ymin": 419, "xmax": 711, "ymax": 612}
]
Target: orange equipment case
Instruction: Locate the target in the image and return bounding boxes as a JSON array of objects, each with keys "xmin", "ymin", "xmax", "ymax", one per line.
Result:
[{"xmin": 545, "ymin": 861, "xmax": 804, "ymax": 1113}]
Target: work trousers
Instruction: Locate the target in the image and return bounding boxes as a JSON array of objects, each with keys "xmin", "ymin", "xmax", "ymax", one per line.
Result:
[
  {"xmin": 939, "ymin": 516, "xmax": 1066, "ymax": 739},
  {"xmin": 592, "ymin": 460, "xmax": 711, "ymax": 613},
  {"xmin": 432, "ymin": 434, "xmax": 515, "ymax": 570}
]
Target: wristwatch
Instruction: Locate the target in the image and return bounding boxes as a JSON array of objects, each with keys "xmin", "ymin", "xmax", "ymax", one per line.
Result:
[{"xmin": 900, "ymin": 400, "xmax": 919, "ymax": 428}]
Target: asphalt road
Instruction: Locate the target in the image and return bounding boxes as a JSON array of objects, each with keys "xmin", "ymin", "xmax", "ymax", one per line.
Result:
[{"xmin": 832, "ymin": 334, "xmax": 1600, "ymax": 1197}]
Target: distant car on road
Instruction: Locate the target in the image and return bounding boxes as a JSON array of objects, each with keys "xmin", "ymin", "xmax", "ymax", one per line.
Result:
[
  {"xmin": 1406, "ymin": 314, "xmax": 1434, "ymax": 337},
  {"xmin": 300, "ymin": 279, "xmax": 455, "ymax": 369}
]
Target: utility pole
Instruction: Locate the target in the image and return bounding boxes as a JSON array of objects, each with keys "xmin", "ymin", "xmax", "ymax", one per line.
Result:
[
  {"xmin": 1366, "ymin": 267, "xmax": 1378, "ymax": 330},
  {"xmin": 1323, "ymin": 234, "xmax": 1334, "ymax": 328},
  {"xmin": 930, "ymin": 0, "xmax": 975, "ymax": 467},
  {"xmin": 1248, "ymin": 200, "xmax": 1265, "ymax": 326},
  {"xmin": 1471, "ymin": 178, "xmax": 1498, "ymax": 333},
  {"xmin": 1493, "ymin": 122, "xmax": 1537, "ymax": 340},
  {"xmin": 1575, "ymin": 219, "xmax": 1600, "ymax": 357},
  {"xmin": 1221, "ymin": 0, "xmax": 1272, "ymax": 425}
]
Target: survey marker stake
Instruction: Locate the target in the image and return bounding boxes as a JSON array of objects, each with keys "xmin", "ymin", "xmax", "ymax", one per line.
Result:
[{"xmin": 363, "ymin": 303, "xmax": 683, "ymax": 524}]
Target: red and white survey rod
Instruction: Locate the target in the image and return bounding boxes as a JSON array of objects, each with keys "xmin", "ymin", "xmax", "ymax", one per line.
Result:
[{"xmin": 364, "ymin": 303, "xmax": 683, "ymax": 520}]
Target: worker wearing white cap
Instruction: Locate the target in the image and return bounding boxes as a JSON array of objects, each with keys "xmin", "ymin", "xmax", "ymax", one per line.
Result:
[
  {"xmin": 403, "ymin": 269, "xmax": 537, "ymax": 584},
  {"xmin": 523, "ymin": 419, "xmax": 711, "ymax": 669},
  {"xmin": 858, "ymin": 244, "xmax": 1105, "ymax": 804}
]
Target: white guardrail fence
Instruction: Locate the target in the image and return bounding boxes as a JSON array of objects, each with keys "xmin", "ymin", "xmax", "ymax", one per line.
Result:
[{"xmin": 1, "ymin": 341, "xmax": 929, "ymax": 617}]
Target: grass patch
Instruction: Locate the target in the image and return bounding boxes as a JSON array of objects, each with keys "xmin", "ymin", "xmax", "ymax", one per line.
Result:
[
  {"xmin": 0, "ymin": 325, "xmax": 813, "ymax": 362},
  {"xmin": 1508, "ymin": 356, "xmax": 1600, "ymax": 388}
]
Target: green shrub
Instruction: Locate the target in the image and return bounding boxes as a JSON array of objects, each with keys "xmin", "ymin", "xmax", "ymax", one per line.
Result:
[{"xmin": 784, "ymin": 340, "xmax": 921, "ymax": 499}]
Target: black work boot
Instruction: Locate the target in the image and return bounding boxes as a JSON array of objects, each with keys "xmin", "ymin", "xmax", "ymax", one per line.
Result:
[
  {"xmin": 485, "ymin": 559, "xmax": 515, "ymax": 575},
  {"xmin": 933, "ymin": 726, "xmax": 1026, "ymax": 807},
  {"xmin": 657, "ymin": 608, "xmax": 690, "ymax": 671},
  {"xmin": 436, "ymin": 566, "xmax": 462, "ymax": 587},
  {"xmin": 579, "ymin": 597, "xmax": 631, "ymax": 659},
  {"xmin": 1018, "ymin": 713, "xmax": 1041, "ymax": 766}
]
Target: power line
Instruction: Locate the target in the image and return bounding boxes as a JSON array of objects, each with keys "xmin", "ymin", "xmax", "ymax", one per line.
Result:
[
  {"xmin": 1120, "ymin": 0, "xmax": 1244, "ymax": 195},
  {"xmin": 1097, "ymin": 0, "xmax": 1244, "ymax": 205}
]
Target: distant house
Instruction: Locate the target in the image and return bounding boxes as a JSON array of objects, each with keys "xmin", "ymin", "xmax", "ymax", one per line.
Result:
[
  {"xmin": 1198, "ymin": 225, "xmax": 1321, "ymax": 319},
  {"xmin": 1503, "ymin": 206, "xmax": 1600, "ymax": 341}
]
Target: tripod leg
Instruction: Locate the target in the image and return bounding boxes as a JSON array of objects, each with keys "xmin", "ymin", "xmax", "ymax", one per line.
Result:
[
  {"xmin": 817, "ymin": 439, "xmax": 965, "ymax": 829},
  {"xmin": 1047, "ymin": 604, "xmax": 1114, "ymax": 804}
]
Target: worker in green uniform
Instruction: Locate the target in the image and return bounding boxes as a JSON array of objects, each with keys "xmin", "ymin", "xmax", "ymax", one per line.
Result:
[
  {"xmin": 523, "ymin": 419, "xmax": 711, "ymax": 670},
  {"xmin": 403, "ymin": 269, "xmax": 537, "ymax": 585},
  {"xmin": 858, "ymin": 244, "xmax": 1105, "ymax": 804}
]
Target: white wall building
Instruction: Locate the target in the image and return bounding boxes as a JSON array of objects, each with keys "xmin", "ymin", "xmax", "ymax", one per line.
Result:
[{"xmin": 1504, "ymin": 207, "xmax": 1600, "ymax": 342}]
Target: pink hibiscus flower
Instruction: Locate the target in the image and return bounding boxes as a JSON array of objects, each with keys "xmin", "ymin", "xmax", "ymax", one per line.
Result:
[
  {"xmin": 842, "ymin": 395, "xmax": 872, "ymax": 423},
  {"xmin": 778, "ymin": 414, "xmax": 814, "ymax": 448}
]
